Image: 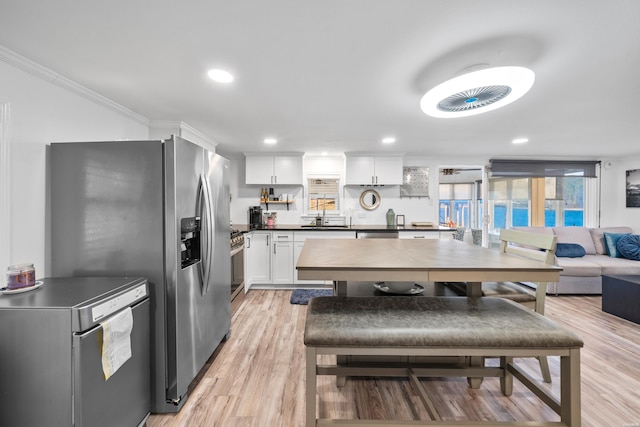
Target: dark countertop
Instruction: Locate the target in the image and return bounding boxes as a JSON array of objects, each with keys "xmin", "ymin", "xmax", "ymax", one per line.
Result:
[{"xmin": 233, "ymin": 224, "xmax": 455, "ymax": 233}]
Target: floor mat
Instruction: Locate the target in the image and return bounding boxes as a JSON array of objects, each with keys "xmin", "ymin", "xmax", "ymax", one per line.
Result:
[{"xmin": 289, "ymin": 288, "xmax": 333, "ymax": 305}]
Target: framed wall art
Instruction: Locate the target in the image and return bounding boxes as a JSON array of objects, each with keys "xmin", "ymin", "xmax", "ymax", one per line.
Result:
[{"xmin": 626, "ymin": 169, "xmax": 640, "ymax": 207}]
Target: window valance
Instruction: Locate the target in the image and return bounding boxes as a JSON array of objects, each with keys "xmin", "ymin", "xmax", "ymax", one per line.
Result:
[{"xmin": 489, "ymin": 159, "xmax": 599, "ymax": 178}]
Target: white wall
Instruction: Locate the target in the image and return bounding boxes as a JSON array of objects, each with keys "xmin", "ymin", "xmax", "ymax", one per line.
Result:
[
  {"xmin": 600, "ymin": 155, "xmax": 640, "ymax": 231},
  {"xmin": 0, "ymin": 59, "xmax": 149, "ymax": 277}
]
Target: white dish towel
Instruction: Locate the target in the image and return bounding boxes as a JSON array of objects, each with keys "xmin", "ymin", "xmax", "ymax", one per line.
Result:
[{"xmin": 100, "ymin": 307, "xmax": 133, "ymax": 380}]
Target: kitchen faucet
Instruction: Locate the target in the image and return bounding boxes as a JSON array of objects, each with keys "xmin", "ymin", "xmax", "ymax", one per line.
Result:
[{"xmin": 322, "ymin": 194, "xmax": 326, "ymax": 225}]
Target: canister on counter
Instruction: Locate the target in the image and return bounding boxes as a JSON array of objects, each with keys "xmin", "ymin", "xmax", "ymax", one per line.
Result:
[{"xmin": 6, "ymin": 263, "xmax": 36, "ymax": 290}]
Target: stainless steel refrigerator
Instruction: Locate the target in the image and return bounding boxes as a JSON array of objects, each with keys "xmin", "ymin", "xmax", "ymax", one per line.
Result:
[{"xmin": 49, "ymin": 135, "xmax": 231, "ymax": 413}]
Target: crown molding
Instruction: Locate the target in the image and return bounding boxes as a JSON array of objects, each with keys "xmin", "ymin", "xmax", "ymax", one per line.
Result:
[{"xmin": 0, "ymin": 45, "xmax": 149, "ymax": 126}]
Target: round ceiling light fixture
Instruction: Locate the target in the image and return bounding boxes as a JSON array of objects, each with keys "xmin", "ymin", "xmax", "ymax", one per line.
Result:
[{"xmin": 420, "ymin": 66, "xmax": 535, "ymax": 118}]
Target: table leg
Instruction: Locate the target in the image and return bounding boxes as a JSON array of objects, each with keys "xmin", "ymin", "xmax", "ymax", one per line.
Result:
[
  {"xmin": 333, "ymin": 280, "xmax": 347, "ymax": 296},
  {"xmin": 466, "ymin": 281, "xmax": 482, "ymax": 297}
]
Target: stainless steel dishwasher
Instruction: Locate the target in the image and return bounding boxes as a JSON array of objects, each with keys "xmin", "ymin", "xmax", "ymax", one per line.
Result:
[
  {"xmin": 356, "ymin": 230, "xmax": 399, "ymax": 239},
  {"xmin": 0, "ymin": 276, "xmax": 150, "ymax": 427}
]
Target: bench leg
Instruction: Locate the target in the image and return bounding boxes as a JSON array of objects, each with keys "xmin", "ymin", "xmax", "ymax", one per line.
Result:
[
  {"xmin": 560, "ymin": 348, "xmax": 581, "ymax": 427},
  {"xmin": 306, "ymin": 346, "xmax": 317, "ymax": 427},
  {"xmin": 538, "ymin": 355, "xmax": 552, "ymax": 383},
  {"xmin": 500, "ymin": 356, "xmax": 513, "ymax": 396},
  {"xmin": 467, "ymin": 356, "xmax": 485, "ymax": 388}
]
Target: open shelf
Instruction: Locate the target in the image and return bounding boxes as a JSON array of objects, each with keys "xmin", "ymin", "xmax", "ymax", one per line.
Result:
[{"xmin": 261, "ymin": 200, "xmax": 294, "ymax": 210}]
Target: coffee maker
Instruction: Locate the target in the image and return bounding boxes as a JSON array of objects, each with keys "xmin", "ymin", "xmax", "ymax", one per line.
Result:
[{"xmin": 248, "ymin": 206, "xmax": 263, "ymax": 229}]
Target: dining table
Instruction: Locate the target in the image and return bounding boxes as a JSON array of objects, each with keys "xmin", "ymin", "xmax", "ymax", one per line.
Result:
[
  {"xmin": 297, "ymin": 237, "xmax": 563, "ymax": 389},
  {"xmin": 296, "ymin": 237, "xmax": 562, "ymax": 296}
]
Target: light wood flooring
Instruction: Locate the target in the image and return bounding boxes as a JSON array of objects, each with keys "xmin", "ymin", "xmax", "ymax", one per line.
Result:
[{"xmin": 148, "ymin": 288, "xmax": 640, "ymax": 426}]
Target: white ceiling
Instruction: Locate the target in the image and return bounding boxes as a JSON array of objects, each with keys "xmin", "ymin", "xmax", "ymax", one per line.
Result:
[{"xmin": 2, "ymin": 0, "xmax": 639, "ymax": 159}]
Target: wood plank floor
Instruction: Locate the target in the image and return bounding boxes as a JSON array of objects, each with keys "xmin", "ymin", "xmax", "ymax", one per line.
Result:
[{"xmin": 147, "ymin": 289, "xmax": 640, "ymax": 427}]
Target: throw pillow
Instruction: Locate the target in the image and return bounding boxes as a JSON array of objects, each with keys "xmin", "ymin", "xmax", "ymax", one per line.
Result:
[
  {"xmin": 604, "ymin": 232, "xmax": 631, "ymax": 258},
  {"xmin": 617, "ymin": 234, "xmax": 640, "ymax": 261},
  {"xmin": 555, "ymin": 243, "xmax": 586, "ymax": 258}
]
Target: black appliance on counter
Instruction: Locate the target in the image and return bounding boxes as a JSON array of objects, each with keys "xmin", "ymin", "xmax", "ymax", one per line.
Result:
[{"xmin": 249, "ymin": 206, "xmax": 263, "ymax": 228}]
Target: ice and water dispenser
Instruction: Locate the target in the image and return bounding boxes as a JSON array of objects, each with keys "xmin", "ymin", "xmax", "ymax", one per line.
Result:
[{"xmin": 180, "ymin": 217, "xmax": 201, "ymax": 268}]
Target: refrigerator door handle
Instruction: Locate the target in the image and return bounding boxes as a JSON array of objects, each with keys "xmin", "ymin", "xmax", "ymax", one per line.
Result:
[
  {"xmin": 198, "ymin": 173, "xmax": 213, "ymax": 295},
  {"xmin": 203, "ymin": 173, "xmax": 215, "ymax": 295}
]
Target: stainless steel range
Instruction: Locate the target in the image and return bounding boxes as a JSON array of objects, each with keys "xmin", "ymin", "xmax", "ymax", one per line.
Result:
[{"xmin": 230, "ymin": 228, "xmax": 245, "ymax": 299}]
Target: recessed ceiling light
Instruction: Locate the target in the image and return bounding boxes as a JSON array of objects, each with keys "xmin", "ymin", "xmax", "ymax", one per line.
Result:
[
  {"xmin": 420, "ymin": 66, "xmax": 535, "ymax": 118},
  {"xmin": 512, "ymin": 137, "xmax": 529, "ymax": 144},
  {"xmin": 321, "ymin": 151, "xmax": 328, "ymax": 156},
  {"xmin": 264, "ymin": 138, "xmax": 277, "ymax": 144},
  {"xmin": 382, "ymin": 137, "xmax": 396, "ymax": 144},
  {"xmin": 207, "ymin": 69, "xmax": 234, "ymax": 83}
]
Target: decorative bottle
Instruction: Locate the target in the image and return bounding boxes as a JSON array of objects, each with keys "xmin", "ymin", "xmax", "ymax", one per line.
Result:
[{"xmin": 386, "ymin": 208, "xmax": 396, "ymax": 227}]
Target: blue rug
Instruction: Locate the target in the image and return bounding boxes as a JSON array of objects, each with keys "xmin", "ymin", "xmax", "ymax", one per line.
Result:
[{"xmin": 290, "ymin": 288, "xmax": 333, "ymax": 305}]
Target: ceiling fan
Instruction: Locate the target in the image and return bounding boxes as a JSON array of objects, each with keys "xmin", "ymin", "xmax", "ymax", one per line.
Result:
[{"xmin": 440, "ymin": 168, "xmax": 480, "ymax": 175}]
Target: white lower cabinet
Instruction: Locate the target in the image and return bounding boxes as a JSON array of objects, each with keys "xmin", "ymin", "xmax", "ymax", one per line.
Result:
[
  {"xmin": 244, "ymin": 231, "xmax": 294, "ymax": 289},
  {"xmin": 245, "ymin": 230, "xmax": 357, "ymax": 290},
  {"xmin": 244, "ymin": 231, "xmax": 271, "ymax": 292},
  {"xmin": 271, "ymin": 233, "xmax": 294, "ymax": 284}
]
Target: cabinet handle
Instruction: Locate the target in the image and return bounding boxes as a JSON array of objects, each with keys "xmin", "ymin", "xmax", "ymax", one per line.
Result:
[
  {"xmin": 267, "ymin": 234, "xmax": 270, "ymax": 246},
  {"xmin": 414, "ymin": 236, "xmax": 425, "ymax": 239},
  {"xmin": 375, "ymin": 176, "xmax": 378, "ymax": 184},
  {"xmin": 274, "ymin": 175, "xmax": 277, "ymax": 184},
  {"xmin": 274, "ymin": 243, "xmax": 277, "ymax": 254},
  {"xmin": 246, "ymin": 237, "xmax": 251, "ymax": 248}
]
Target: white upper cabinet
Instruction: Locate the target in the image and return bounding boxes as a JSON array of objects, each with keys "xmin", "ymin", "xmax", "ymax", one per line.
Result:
[
  {"xmin": 345, "ymin": 155, "xmax": 403, "ymax": 185},
  {"xmin": 245, "ymin": 154, "xmax": 303, "ymax": 185}
]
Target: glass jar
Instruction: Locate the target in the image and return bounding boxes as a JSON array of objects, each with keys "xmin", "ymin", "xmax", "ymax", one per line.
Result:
[{"xmin": 6, "ymin": 263, "xmax": 36, "ymax": 290}]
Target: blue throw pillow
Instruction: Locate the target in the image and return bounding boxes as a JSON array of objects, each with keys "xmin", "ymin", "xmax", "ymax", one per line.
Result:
[
  {"xmin": 604, "ymin": 232, "xmax": 631, "ymax": 258},
  {"xmin": 555, "ymin": 243, "xmax": 586, "ymax": 258},
  {"xmin": 617, "ymin": 234, "xmax": 640, "ymax": 261}
]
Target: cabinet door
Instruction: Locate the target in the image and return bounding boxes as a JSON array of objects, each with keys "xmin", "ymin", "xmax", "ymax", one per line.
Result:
[
  {"xmin": 244, "ymin": 232, "xmax": 271, "ymax": 290},
  {"xmin": 245, "ymin": 156, "xmax": 274, "ymax": 184},
  {"xmin": 273, "ymin": 156, "xmax": 302, "ymax": 185},
  {"xmin": 345, "ymin": 156, "xmax": 375, "ymax": 185},
  {"xmin": 373, "ymin": 156, "xmax": 403, "ymax": 185},
  {"xmin": 272, "ymin": 234, "xmax": 294, "ymax": 284}
]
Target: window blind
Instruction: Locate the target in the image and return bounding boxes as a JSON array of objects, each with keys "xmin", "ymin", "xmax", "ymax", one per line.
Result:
[
  {"xmin": 489, "ymin": 159, "xmax": 599, "ymax": 178},
  {"xmin": 308, "ymin": 178, "xmax": 339, "ymax": 194}
]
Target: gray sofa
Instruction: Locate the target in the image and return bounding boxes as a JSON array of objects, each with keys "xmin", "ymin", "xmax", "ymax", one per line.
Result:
[{"xmin": 512, "ymin": 226, "xmax": 640, "ymax": 295}]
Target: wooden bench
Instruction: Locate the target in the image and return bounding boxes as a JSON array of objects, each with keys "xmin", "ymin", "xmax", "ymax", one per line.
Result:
[{"xmin": 304, "ymin": 296, "xmax": 583, "ymax": 427}]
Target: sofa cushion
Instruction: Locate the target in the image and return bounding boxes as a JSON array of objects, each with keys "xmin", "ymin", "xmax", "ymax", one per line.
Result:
[
  {"xmin": 553, "ymin": 226, "xmax": 597, "ymax": 255},
  {"xmin": 590, "ymin": 227, "xmax": 633, "ymax": 255},
  {"xmin": 555, "ymin": 255, "xmax": 602, "ymax": 277},
  {"xmin": 604, "ymin": 232, "xmax": 630, "ymax": 258},
  {"xmin": 555, "ymin": 243, "xmax": 586, "ymax": 258},
  {"xmin": 617, "ymin": 234, "xmax": 640, "ymax": 261},
  {"xmin": 591, "ymin": 255, "xmax": 640, "ymax": 275}
]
